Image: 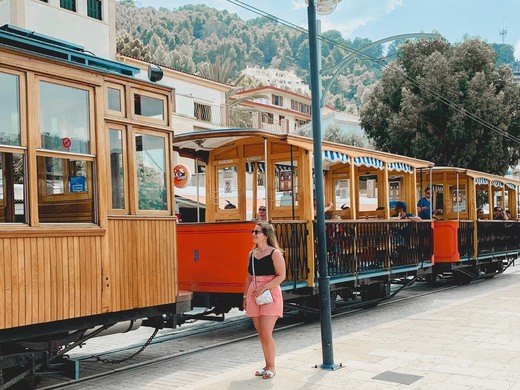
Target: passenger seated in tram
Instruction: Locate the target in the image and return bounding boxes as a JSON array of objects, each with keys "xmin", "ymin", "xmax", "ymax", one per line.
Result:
[
  {"xmin": 392, "ymin": 201, "xmax": 421, "ymax": 222},
  {"xmin": 493, "ymin": 206, "xmax": 508, "ymax": 220},
  {"xmin": 477, "ymin": 208, "xmax": 487, "ymax": 220},
  {"xmin": 417, "ymin": 186, "xmax": 443, "ymax": 219}
]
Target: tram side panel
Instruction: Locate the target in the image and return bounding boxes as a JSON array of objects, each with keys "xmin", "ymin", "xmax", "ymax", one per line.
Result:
[{"xmin": 177, "ymin": 222, "xmax": 255, "ymax": 308}]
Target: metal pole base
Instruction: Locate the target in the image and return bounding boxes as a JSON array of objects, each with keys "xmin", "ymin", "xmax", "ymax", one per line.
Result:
[{"xmin": 315, "ymin": 363, "xmax": 344, "ymax": 371}]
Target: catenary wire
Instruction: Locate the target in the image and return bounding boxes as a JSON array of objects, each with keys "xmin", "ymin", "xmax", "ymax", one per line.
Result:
[{"xmin": 226, "ymin": 0, "xmax": 520, "ymax": 145}]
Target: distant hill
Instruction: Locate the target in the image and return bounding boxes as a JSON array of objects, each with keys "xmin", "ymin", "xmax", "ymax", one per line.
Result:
[{"xmin": 115, "ymin": 0, "xmax": 517, "ymax": 111}]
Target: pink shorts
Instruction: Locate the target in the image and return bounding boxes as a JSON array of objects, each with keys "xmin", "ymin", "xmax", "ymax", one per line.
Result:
[{"xmin": 245, "ymin": 276, "xmax": 283, "ymax": 318}]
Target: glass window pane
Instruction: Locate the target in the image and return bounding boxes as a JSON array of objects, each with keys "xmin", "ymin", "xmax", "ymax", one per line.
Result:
[
  {"xmin": 37, "ymin": 156, "xmax": 94, "ymax": 223},
  {"xmin": 217, "ymin": 166, "xmax": 238, "ymax": 210},
  {"xmin": 107, "ymin": 87, "xmax": 121, "ymax": 112},
  {"xmin": 275, "ymin": 163, "xmax": 298, "ymax": 207},
  {"xmin": 359, "ymin": 174, "xmax": 378, "ymax": 211},
  {"xmin": 0, "ymin": 73, "xmax": 21, "ymax": 146},
  {"xmin": 40, "ymin": 81, "xmax": 90, "ymax": 154},
  {"xmin": 136, "ymin": 134, "xmax": 167, "ymax": 210},
  {"xmin": 109, "ymin": 129, "xmax": 125, "ymax": 209},
  {"xmin": 134, "ymin": 94, "xmax": 164, "ymax": 120},
  {"xmin": 334, "ymin": 179, "xmax": 350, "ymax": 210},
  {"xmin": 0, "ymin": 152, "xmax": 26, "ymax": 223}
]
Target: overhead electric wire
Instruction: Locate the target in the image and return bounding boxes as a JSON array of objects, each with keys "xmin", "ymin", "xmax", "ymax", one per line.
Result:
[{"xmin": 226, "ymin": 0, "xmax": 520, "ymax": 145}]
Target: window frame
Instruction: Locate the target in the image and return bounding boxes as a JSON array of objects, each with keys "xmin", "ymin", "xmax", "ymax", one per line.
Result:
[
  {"xmin": 36, "ymin": 76, "xmax": 95, "ymax": 155},
  {"xmin": 60, "ymin": 0, "xmax": 76, "ymax": 12},
  {"xmin": 107, "ymin": 124, "xmax": 129, "ymax": 215},
  {"xmin": 87, "ymin": 0, "xmax": 102, "ymax": 20},
  {"xmin": 132, "ymin": 128, "xmax": 172, "ymax": 215},
  {"xmin": 105, "ymin": 82, "xmax": 126, "ymax": 118},
  {"xmin": 131, "ymin": 88, "xmax": 168, "ymax": 126}
]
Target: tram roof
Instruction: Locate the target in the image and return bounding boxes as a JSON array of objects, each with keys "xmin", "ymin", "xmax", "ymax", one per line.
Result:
[
  {"xmin": 0, "ymin": 24, "xmax": 139, "ymax": 78},
  {"xmin": 429, "ymin": 166, "xmax": 520, "ymax": 188},
  {"xmin": 173, "ymin": 128, "xmax": 434, "ymax": 169}
]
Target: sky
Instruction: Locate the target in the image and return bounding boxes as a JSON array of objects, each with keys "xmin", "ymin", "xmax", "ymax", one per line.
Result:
[{"xmin": 134, "ymin": 0, "xmax": 520, "ymax": 60}]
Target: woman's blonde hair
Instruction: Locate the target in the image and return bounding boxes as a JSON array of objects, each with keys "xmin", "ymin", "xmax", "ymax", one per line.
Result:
[{"xmin": 254, "ymin": 221, "xmax": 281, "ymax": 251}]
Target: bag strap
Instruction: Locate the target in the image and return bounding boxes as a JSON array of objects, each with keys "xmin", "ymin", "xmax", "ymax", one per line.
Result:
[{"xmin": 251, "ymin": 251, "xmax": 257, "ymax": 289}]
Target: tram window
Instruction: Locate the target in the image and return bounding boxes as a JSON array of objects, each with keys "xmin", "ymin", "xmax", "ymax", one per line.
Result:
[
  {"xmin": 0, "ymin": 72, "xmax": 21, "ymax": 146},
  {"xmin": 39, "ymin": 81, "xmax": 90, "ymax": 154},
  {"xmin": 450, "ymin": 186, "xmax": 466, "ymax": 212},
  {"xmin": 133, "ymin": 93, "xmax": 164, "ymax": 121},
  {"xmin": 109, "ymin": 128, "xmax": 126, "ymax": 210},
  {"xmin": 476, "ymin": 188, "xmax": 489, "ymax": 215},
  {"xmin": 217, "ymin": 166, "xmax": 238, "ymax": 210},
  {"xmin": 37, "ymin": 156, "xmax": 94, "ymax": 223},
  {"xmin": 135, "ymin": 133, "xmax": 167, "ymax": 211},
  {"xmin": 275, "ymin": 164, "xmax": 298, "ymax": 207},
  {"xmin": 0, "ymin": 152, "xmax": 26, "ymax": 223},
  {"xmin": 107, "ymin": 87, "xmax": 122, "ymax": 112},
  {"xmin": 358, "ymin": 174, "xmax": 378, "ymax": 211},
  {"xmin": 334, "ymin": 179, "xmax": 350, "ymax": 210}
]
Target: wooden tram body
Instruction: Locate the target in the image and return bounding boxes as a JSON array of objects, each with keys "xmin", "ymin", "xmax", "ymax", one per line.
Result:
[
  {"xmin": 0, "ymin": 26, "xmax": 190, "ymax": 387},
  {"xmin": 174, "ymin": 129, "xmax": 435, "ymax": 314},
  {"xmin": 417, "ymin": 167, "xmax": 520, "ymax": 282}
]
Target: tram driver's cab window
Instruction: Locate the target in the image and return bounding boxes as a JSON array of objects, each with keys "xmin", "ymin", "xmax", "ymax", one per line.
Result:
[
  {"xmin": 136, "ymin": 133, "xmax": 168, "ymax": 211},
  {"xmin": 216, "ymin": 166, "xmax": 238, "ymax": 211},
  {"xmin": 0, "ymin": 71, "xmax": 27, "ymax": 223},
  {"xmin": 37, "ymin": 80, "xmax": 95, "ymax": 223},
  {"xmin": 275, "ymin": 163, "xmax": 298, "ymax": 208}
]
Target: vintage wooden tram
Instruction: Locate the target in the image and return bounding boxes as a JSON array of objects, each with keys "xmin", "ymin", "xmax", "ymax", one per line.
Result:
[
  {"xmin": 417, "ymin": 167, "xmax": 520, "ymax": 283},
  {"xmin": 173, "ymin": 128, "xmax": 436, "ymax": 315},
  {"xmin": 0, "ymin": 26, "xmax": 190, "ymax": 388}
]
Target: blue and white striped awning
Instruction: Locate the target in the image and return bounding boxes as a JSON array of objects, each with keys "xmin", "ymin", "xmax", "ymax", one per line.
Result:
[
  {"xmin": 387, "ymin": 162, "xmax": 414, "ymax": 173},
  {"xmin": 353, "ymin": 156, "xmax": 384, "ymax": 170},
  {"xmin": 506, "ymin": 183, "xmax": 517, "ymax": 190},
  {"xmin": 475, "ymin": 177, "xmax": 489, "ymax": 185},
  {"xmin": 323, "ymin": 150, "xmax": 350, "ymax": 164},
  {"xmin": 245, "ymin": 162, "xmax": 294, "ymax": 173},
  {"xmin": 492, "ymin": 180, "xmax": 504, "ymax": 188}
]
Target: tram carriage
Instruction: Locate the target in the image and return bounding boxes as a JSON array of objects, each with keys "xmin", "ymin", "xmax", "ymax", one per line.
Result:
[
  {"xmin": 174, "ymin": 128, "xmax": 435, "ymax": 315},
  {"xmin": 0, "ymin": 26, "xmax": 190, "ymax": 387},
  {"xmin": 417, "ymin": 167, "xmax": 520, "ymax": 283}
]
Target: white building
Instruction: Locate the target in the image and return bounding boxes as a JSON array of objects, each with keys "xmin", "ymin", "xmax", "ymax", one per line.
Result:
[
  {"xmin": 0, "ymin": 0, "xmax": 115, "ymax": 59},
  {"xmin": 240, "ymin": 66, "xmax": 310, "ymax": 95}
]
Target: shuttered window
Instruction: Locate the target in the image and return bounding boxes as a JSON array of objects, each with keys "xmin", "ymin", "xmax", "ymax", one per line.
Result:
[{"xmin": 87, "ymin": 0, "xmax": 102, "ymax": 20}]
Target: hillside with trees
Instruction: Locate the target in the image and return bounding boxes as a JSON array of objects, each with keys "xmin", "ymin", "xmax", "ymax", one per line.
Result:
[{"xmin": 360, "ymin": 39, "xmax": 520, "ymax": 175}]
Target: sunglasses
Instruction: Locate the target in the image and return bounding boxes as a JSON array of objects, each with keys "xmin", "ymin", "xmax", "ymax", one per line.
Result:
[
  {"xmin": 258, "ymin": 208, "xmax": 266, "ymax": 211},
  {"xmin": 251, "ymin": 229, "xmax": 263, "ymax": 235}
]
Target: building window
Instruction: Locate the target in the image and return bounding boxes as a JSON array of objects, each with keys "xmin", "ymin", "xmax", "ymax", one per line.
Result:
[
  {"xmin": 299, "ymin": 102, "xmax": 311, "ymax": 115},
  {"xmin": 87, "ymin": 0, "xmax": 102, "ymax": 20},
  {"xmin": 262, "ymin": 113, "xmax": 274, "ymax": 124},
  {"xmin": 60, "ymin": 0, "xmax": 76, "ymax": 11},
  {"xmin": 194, "ymin": 102, "xmax": 211, "ymax": 122},
  {"xmin": 272, "ymin": 94, "xmax": 283, "ymax": 107}
]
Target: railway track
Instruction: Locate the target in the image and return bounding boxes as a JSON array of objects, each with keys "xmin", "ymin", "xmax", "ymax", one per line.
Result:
[{"xmin": 35, "ymin": 277, "xmax": 462, "ymax": 390}]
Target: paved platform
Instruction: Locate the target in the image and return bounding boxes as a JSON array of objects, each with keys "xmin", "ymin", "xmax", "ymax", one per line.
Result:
[{"xmin": 68, "ymin": 272, "xmax": 520, "ymax": 390}]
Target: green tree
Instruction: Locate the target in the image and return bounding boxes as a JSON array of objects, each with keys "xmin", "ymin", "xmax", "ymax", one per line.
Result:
[{"xmin": 360, "ymin": 38, "xmax": 520, "ymax": 175}]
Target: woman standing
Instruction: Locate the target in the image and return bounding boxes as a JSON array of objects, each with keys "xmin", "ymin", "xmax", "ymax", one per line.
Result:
[{"xmin": 243, "ymin": 221, "xmax": 286, "ymax": 379}]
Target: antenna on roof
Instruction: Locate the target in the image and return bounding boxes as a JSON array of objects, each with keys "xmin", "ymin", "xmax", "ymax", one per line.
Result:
[{"xmin": 499, "ymin": 25, "xmax": 507, "ymax": 44}]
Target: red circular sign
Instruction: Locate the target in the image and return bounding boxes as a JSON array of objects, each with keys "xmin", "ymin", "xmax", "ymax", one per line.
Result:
[{"xmin": 62, "ymin": 137, "xmax": 71, "ymax": 148}]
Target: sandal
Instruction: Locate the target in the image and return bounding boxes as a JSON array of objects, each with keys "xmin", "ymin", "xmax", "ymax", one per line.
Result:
[
  {"xmin": 255, "ymin": 369, "xmax": 266, "ymax": 376},
  {"xmin": 262, "ymin": 370, "xmax": 275, "ymax": 379}
]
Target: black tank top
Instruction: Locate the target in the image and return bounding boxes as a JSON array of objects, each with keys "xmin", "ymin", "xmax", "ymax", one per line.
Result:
[{"xmin": 248, "ymin": 249, "xmax": 276, "ymax": 276}]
